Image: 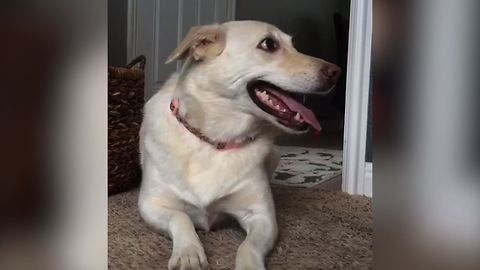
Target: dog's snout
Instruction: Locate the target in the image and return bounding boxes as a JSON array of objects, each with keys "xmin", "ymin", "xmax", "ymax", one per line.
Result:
[
  {"xmin": 314, "ymin": 63, "xmax": 341, "ymax": 94},
  {"xmin": 320, "ymin": 64, "xmax": 341, "ymax": 81}
]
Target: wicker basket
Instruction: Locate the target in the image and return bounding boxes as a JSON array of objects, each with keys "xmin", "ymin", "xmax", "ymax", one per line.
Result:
[{"xmin": 108, "ymin": 56, "xmax": 145, "ymax": 195}]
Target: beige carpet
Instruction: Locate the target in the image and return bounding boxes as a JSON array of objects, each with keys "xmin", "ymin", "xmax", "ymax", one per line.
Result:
[{"xmin": 108, "ymin": 186, "xmax": 372, "ymax": 269}]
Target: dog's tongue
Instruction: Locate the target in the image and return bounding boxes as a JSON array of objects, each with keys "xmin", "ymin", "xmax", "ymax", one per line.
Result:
[{"xmin": 268, "ymin": 89, "xmax": 322, "ymax": 132}]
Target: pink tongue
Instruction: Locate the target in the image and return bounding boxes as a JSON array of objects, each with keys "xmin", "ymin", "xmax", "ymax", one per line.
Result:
[{"xmin": 268, "ymin": 89, "xmax": 322, "ymax": 132}]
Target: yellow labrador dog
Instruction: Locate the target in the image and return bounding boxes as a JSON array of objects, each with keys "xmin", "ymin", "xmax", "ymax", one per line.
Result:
[{"xmin": 139, "ymin": 21, "xmax": 340, "ymax": 270}]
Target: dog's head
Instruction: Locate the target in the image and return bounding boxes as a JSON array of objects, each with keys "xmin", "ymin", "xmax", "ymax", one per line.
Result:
[{"xmin": 166, "ymin": 21, "xmax": 341, "ymax": 134}]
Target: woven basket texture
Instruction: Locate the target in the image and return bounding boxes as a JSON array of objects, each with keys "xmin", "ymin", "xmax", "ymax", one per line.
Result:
[{"xmin": 108, "ymin": 56, "xmax": 145, "ymax": 195}]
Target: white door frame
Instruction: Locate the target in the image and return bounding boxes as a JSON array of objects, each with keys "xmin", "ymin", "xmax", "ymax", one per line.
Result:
[{"xmin": 342, "ymin": 0, "xmax": 373, "ymax": 197}]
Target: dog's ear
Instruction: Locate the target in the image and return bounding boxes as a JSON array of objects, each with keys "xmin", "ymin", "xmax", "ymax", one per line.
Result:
[{"xmin": 165, "ymin": 24, "xmax": 226, "ymax": 64}]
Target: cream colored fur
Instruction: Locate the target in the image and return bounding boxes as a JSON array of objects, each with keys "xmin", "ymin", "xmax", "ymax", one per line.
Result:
[{"xmin": 139, "ymin": 21, "xmax": 337, "ymax": 270}]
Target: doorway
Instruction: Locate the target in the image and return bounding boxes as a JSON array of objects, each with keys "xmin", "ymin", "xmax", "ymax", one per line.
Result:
[
  {"xmin": 119, "ymin": 0, "xmax": 372, "ymax": 196},
  {"xmin": 236, "ymin": 0, "xmax": 350, "ymax": 189}
]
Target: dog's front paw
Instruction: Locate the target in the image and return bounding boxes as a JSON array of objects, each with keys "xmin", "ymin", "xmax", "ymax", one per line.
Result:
[
  {"xmin": 168, "ymin": 245, "xmax": 209, "ymax": 270},
  {"xmin": 234, "ymin": 243, "xmax": 266, "ymax": 270}
]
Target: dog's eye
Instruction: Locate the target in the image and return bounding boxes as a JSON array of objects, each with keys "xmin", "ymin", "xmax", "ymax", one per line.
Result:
[{"xmin": 257, "ymin": 37, "xmax": 279, "ymax": 52}]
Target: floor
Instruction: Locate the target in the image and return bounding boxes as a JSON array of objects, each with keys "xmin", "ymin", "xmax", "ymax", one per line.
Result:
[
  {"xmin": 108, "ymin": 179, "xmax": 372, "ymax": 270},
  {"xmin": 275, "ymin": 131, "xmax": 343, "ymax": 149},
  {"xmin": 108, "ymin": 129, "xmax": 367, "ymax": 270},
  {"xmin": 316, "ymin": 174, "xmax": 342, "ymax": 191},
  {"xmin": 275, "ymin": 131, "xmax": 343, "ymax": 191}
]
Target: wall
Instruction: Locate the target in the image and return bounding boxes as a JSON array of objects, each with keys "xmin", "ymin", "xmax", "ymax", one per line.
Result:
[
  {"xmin": 236, "ymin": 0, "xmax": 350, "ymax": 63},
  {"xmin": 108, "ymin": 0, "xmax": 128, "ymax": 66},
  {"xmin": 236, "ymin": 0, "xmax": 350, "ymax": 137},
  {"xmin": 126, "ymin": 0, "xmax": 235, "ymax": 98}
]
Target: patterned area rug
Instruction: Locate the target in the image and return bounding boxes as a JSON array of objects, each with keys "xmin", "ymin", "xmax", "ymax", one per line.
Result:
[{"xmin": 271, "ymin": 146, "xmax": 342, "ymax": 188}]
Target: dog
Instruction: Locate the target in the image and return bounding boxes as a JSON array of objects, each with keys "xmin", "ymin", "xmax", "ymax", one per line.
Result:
[{"xmin": 138, "ymin": 21, "xmax": 340, "ymax": 270}]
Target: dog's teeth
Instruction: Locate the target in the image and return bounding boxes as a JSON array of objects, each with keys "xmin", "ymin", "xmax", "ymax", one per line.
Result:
[
  {"xmin": 275, "ymin": 105, "xmax": 281, "ymax": 110},
  {"xmin": 256, "ymin": 90, "xmax": 266, "ymax": 96},
  {"xmin": 294, "ymin": 113, "xmax": 301, "ymax": 121},
  {"xmin": 257, "ymin": 91, "xmax": 270, "ymax": 102}
]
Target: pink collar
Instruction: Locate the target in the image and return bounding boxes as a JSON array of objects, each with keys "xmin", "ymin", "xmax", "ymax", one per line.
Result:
[{"xmin": 169, "ymin": 97, "xmax": 255, "ymax": 150}]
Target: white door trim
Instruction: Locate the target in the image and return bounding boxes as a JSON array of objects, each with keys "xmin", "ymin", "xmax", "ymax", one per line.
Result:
[
  {"xmin": 364, "ymin": 162, "xmax": 373, "ymax": 197},
  {"xmin": 342, "ymin": 0, "xmax": 373, "ymax": 197}
]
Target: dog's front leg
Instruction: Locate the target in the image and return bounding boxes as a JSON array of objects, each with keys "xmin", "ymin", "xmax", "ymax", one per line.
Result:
[
  {"xmin": 228, "ymin": 184, "xmax": 278, "ymax": 270},
  {"xmin": 139, "ymin": 197, "xmax": 208, "ymax": 270},
  {"xmin": 235, "ymin": 210, "xmax": 278, "ymax": 270}
]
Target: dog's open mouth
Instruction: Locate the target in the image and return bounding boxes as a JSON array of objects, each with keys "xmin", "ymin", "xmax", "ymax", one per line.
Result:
[{"xmin": 247, "ymin": 80, "xmax": 322, "ymax": 132}]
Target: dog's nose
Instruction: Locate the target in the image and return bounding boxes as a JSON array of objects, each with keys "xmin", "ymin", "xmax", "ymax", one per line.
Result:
[{"xmin": 320, "ymin": 64, "xmax": 342, "ymax": 82}]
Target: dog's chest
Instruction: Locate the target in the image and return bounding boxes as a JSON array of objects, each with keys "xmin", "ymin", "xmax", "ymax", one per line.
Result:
[{"xmin": 175, "ymin": 146, "xmax": 266, "ymax": 207}]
